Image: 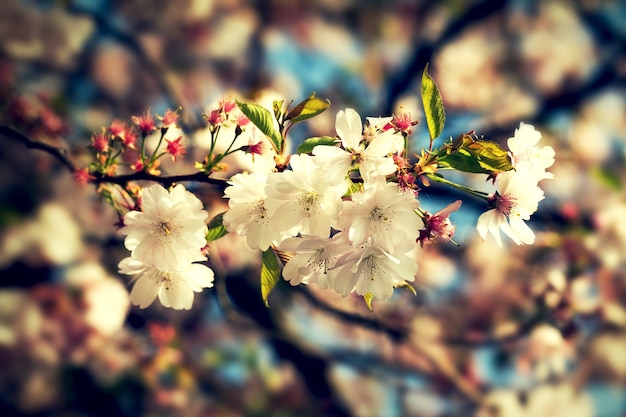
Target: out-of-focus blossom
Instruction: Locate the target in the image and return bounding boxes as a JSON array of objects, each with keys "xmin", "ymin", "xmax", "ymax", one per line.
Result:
[
  {"xmin": 65, "ymin": 262, "xmax": 130, "ymax": 336},
  {"xmin": 477, "ymin": 383, "xmax": 594, "ymax": 417},
  {"xmin": 118, "ymin": 257, "xmax": 214, "ymax": 310},
  {"xmin": 120, "ymin": 184, "xmax": 208, "ymax": 271},
  {"xmin": 0, "ymin": 203, "xmax": 83, "ymax": 267}
]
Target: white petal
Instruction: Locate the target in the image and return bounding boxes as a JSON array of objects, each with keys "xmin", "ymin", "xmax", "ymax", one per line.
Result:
[
  {"xmin": 336, "ymin": 108, "xmax": 363, "ymax": 149},
  {"xmin": 129, "ymin": 274, "xmax": 160, "ymax": 309},
  {"xmin": 158, "ymin": 277, "xmax": 194, "ymax": 310}
]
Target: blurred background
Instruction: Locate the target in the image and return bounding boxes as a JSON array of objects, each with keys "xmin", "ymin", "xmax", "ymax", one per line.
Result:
[{"xmin": 0, "ymin": 0, "xmax": 625, "ymax": 416}]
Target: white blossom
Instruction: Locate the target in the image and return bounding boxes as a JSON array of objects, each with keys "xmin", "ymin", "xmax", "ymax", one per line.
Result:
[
  {"xmin": 119, "ymin": 257, "xmax": 214, "ymax": 310},
  {"xmin": 279, "ymin": 235, "xmax": 337, "ymax": 288},
  {"xmin": 223, "ymin": 172, "xmax": 289, "ymax": 251},
  {"xmin": 476, "ymin": 171, "xmax": 545, "ymax": 247},
  {"xmin": 312, "ymin": 108, "xmax": 398, "ymax": 183},
  {"xmin": 508, "ymin": 122, "xmax": 555, "ymax": 181},
  {"xmin": 338, "ymin": 179, "xmax": 422, "ymax": 253},
  {"xmin": 330, "ymin": 235, "xmax": 418, "ymax": 300},
  {"xmin": 120, "ymin": 184, "xmax": 208, "ymax": 271},
  {"xmin": 265, "ymin": 154, "xmax": 348, "ymax": 238}
]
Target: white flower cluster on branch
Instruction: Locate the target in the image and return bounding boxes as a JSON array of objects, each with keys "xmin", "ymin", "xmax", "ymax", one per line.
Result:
[{"xmin": 26, "ymin": 66, "xmax": 554, "ymax": 310}]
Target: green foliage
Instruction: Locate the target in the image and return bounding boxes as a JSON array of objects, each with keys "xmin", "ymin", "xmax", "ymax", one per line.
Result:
[
  {"xmin": 237, "ymin": 100, "xmax": 283, "ymax": 153},
  {"xmin": 421, "ymin": 63, "xmax": 446, "ymax": 141},
  {"xmin": 261, "ymin": 247, "xmax": 281, "ymax": 307},
  {"xmin": 296, "ymin": 136, "xmax": 338, "ymax": 154},
  {"xmin": 437, "ymin": 134, "xmax": 514, "ymax": 174},
  {"xmin": 285, "ymin": 93, "xmax": 331, "ymax": 125},
  {"xmin": 206, "ymin": 212, "xmax": 229, "ymax": 242},
  {"xmin": 591, "ymin": 166, "xmax": 622, "ymax": 191}
]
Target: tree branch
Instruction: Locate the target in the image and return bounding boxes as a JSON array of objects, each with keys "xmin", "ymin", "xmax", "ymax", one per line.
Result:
[
  {"xmin": 0, "ymin": 125, "xmax": 77, "ymax": 172},
  {"xmin": 0, "ymin": 125, "xmax": 227, "ymax": 188}
]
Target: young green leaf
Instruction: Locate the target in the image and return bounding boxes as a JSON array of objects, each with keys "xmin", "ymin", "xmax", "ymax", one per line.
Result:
[
  {"xmin": 285, "ymin": 93, "xmax": 331, "ymax": 125},
  {"xmin": 261, "ymin": 247, "xmax": 281, "ymax": 307},
  {"xmin": 206, "ymin": 212, "xmax": 229, "ymax": 242},
  {"xmin": 296, "ymin": 136, "xmax": 338, "ymax": 154},
  {"xmin": 236, "ymin": 100, "xmax": 283, "ymax": 153},
  {"xmin": 421, "ymin": 63, "xmax": 446, "ymax": 141},
  {"xmin": 436, "ymin": 134, "xmax": 513, "ymax": 174}
]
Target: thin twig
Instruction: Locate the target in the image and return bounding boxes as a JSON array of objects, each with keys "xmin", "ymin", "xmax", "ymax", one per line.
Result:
[{"xmin": 0, "ymin": 125, "xmax": 227, "ymax": 188}]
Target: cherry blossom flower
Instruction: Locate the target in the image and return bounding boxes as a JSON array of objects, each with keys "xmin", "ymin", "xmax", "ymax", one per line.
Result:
[
  {"xmin": 279, "ymin": 235, "xmax": 338, "ymax": 288},
  {"xmin": 120, "ymin": 184, "xmax": 209, "ymax": 271},
  {"xmin": 330, "ymin": 234, "xmax": 418, "ymax": 300},
  {"xmin": 476, "ymin": 171, "xmax": 545, "ymax": 247},
  {"xmin": 165, "ymin": 136, "xmax": 187, "ymax": 161},
  {"xmin": 73, "ymin": 167, "xmax": 94, "ymax": 186},
  {"xmin": 507, "ymin": 122, "xmax": 555, "ymax": 181},
  {"xmin": 418, "ymin": 200, "xmax": 462, "ymax": 246},
  {"xmin": 338, "ymin": 179, "xmax": 422, "ymax": 253},
  {"xmin": 313, "ymin": 108, "xmax": 398, "ymax": 183},
  {"xmin": 222, "ymin": 172, "xmax": 289, "ymax": 251},
  {"xmin": 132, "ymin": 110, "xmax": 156, "ymax": 134},
  {"xmin": 265, "ymin": 154, "xmax": 348, "ymax": 238},
  {"xmin": 159, "ymin": 109, "xmax": 180, "ymax": 129},
  {"xmin": 118, "ymin": 257, "xmax": 214, "ymax": 310},
  {"xmin": 91, "ymin": 130, "xmax": 109, "ymax": 153}
]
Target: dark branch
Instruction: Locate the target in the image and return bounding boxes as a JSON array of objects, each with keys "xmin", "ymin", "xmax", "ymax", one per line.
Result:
[
  {"xmin": 0, "ymin": 125, "xmax": 77, "ymax": 172},
  {"xmin": 293, "ymin": 286, "xmax": 408, "ymax": 342},
  {"xmin": 0, "ymin": 125, "xmax": 227, "ymax": 188}
]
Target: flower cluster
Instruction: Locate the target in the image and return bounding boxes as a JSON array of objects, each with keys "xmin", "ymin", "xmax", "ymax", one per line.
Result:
[
  {"xmin": 118, "ymin": 184, "xmax": 214, "ymax": 310},
  {"xmin": 222, "ymin": 109, "xmax": 554, "ymax": 305},
  {"xmin": 66, "ymin": 70, "xmax": 555, "ymax": 310},
  {"xmin": 223, "ymin": 108, "xmax": 424, "ymax": 302}
]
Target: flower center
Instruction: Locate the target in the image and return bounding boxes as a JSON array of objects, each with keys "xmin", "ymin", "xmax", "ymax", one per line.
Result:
[
  {"xmin": 298, "ymin": 191, "xmax": 320, "ymax": 217},
  {"xmin": 369, "ymin": 206, "xmax": 392, "ymax": 231},
  {"xmin": 494, "ymin": 193, "xmax": 516, "ymax": 217},
  {"xmin": 154, "ymin": 217, "xmax": 179, "ymax": 245}
]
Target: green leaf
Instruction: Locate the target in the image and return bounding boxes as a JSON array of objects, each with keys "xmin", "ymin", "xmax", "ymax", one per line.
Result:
[
  {"xmin": 421, "ymin": 63, "xmax": 446, "ymax": 141},
  {"xmin": 285, "ymin": 93, "xmax": 331, "ymax": 125},
  {"xmin": 296, "ymin": 136, "xmax": 338, "ymax": 154},
  {"xmin": 345, "ymin": 177, "xmax": 364, "ymax": 197},
  {"xmin": 261, "ymin": 247, "xmax": 281, "ymax": 307},
  {"xmin": 436, "ymin": 134, "xmax": 513, "ymax": 174},
  {"xmin": 591, "ymin": 166, "xmax": 622, "ymax": 191},
  {"xmin": 206, "ymin": 212, "xmax": 228, "ymax": 242},
  {"xmin": 237, "ymin": 100, "xmax": 283, "ymax": 153}
]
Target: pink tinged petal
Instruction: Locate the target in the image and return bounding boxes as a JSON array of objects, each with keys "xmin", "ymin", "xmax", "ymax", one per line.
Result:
[
  {"xmin": 158, "ymin": 276, "xmax": 194, "ymax": 310},
  {"xmin": 129, "ymin": 274, "xmax": 161, "ymax": 309},
  {"xmin": 335, "ymin": 108, "xmax": 363, "ymax": 149}
]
